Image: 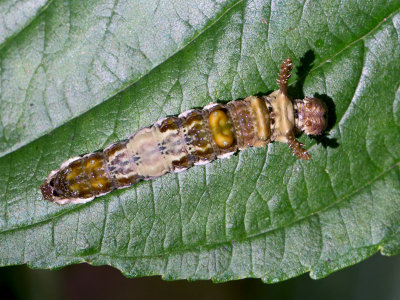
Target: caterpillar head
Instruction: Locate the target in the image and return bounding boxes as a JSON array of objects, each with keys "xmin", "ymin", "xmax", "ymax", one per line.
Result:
[{"xmin": 294, "ymin": 97, "xmax": 327, "ymax": 136}]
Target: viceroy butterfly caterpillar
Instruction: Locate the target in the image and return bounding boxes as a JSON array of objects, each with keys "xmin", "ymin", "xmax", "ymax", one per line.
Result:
[{"xmin": 40, "ymin": 58, "xmax": 327, "ymax": 205}]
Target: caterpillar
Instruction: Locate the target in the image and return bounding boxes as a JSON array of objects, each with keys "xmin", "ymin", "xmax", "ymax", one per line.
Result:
[{"xmin": 40, "ymin": 58, "xmax": 327, "ymax": 205}]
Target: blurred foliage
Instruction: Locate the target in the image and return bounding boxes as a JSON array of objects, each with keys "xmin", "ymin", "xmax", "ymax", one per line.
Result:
[{"xmin": 1, "ymin": 254, "xmax": 400, "ymax": 300}]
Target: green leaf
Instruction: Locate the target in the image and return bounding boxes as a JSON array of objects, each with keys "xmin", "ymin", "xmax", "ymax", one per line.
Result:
[
  {"xmin": 0, "ymin": 0, "xmax": 51, "ymax": 48},
  {"xmin": 0, "ymin": 0, "xmax": 399, "ymax": 283}
]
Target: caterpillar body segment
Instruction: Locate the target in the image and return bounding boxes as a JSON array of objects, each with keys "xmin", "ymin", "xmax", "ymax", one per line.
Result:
[{"xmin": 40, "ymin": 58, "xmax": 327, "ymax": 204}]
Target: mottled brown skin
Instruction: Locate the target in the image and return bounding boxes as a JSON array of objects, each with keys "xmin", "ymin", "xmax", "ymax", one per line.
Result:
[
  {"xmin": 103, "ymin": 140, "xmax": 143, "ymax": 188},
  {"xmin": 294, "ymin": 97, "xmax": 327, "ymax": 136},
  {"xmin": 41, "ymin": 58, "xmax": 327, "ymax": 204},
  {"xmin": 182, "ymin": 109, "xmax": 216, "ymax": 163},
  {"xmin": 40, "ymin": 152, "xmax": 114, "ymax": 203}
]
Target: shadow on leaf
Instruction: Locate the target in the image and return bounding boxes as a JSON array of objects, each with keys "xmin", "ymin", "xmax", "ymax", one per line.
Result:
[{"xmin": 289, "ymin": 50, "xmax": 338, "ymax": 149}]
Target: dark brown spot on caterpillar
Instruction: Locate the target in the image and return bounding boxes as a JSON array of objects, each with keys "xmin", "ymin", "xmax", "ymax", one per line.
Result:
[{"xmin": 159, "ymin": 117, "xmax": 179, "ymax": 132}]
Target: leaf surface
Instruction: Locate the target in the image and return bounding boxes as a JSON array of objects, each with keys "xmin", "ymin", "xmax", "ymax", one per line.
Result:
[
  {"xmin": 0, "ymin": 0, "xmax": 51, "ymax": 48},
  {"xmin": 0, "ymin": 0, "xmax": 399, "ymax": 282}
]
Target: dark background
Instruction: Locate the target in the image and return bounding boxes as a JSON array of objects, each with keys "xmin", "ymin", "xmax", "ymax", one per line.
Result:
[{"xmin": 1, "ymin": 253, "xmax": 399, "ymax": 300}]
